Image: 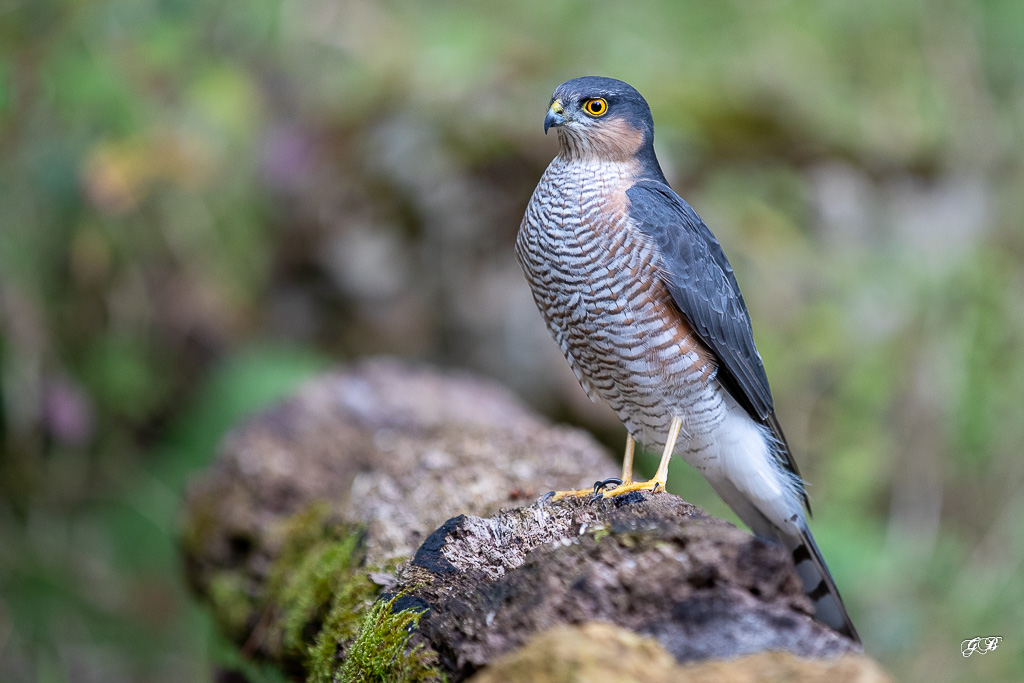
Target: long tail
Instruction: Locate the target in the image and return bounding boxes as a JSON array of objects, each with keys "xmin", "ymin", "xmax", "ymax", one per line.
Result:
[
  {"xmin": 788, "ymin": 525, "xmax": 861, "ymax": 642},
  {"xmin": 709, "ymin": 477, "xmax": 861, "ymax": 642}
]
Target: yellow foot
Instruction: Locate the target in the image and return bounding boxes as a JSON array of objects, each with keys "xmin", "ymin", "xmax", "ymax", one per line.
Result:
[
  {"xmin": 545, "ymin": 477, "xmax": 625, "ymax": 502},
  {"xmin": 547, "ymin": 487, "xmax": 596, "ymax": 502},
  {"xmin": 596, "ymin": 478, "xmax": 666, "ymax": 499}
]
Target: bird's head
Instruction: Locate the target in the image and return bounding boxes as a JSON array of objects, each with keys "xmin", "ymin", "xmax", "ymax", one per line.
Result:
[{"xmin": 544, "ymin": 76, "xmax": 657, "ymax": 165}]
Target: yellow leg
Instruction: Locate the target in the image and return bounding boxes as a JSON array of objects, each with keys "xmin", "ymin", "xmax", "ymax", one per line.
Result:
[
  {"xmin": 620, "ymin": 434, "xmax": 635, "ymax": 485},
  {"xmin": 653, "ymin": 417, "xmax": 681, "ymax": 483},
  {"xmin": 599, "ymin": 417, "xmax": 682, "ymax": 498}
]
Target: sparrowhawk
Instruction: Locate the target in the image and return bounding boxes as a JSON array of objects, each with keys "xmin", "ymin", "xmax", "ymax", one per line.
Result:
[{"xmin": 516, "ymin": 76, "xmax": 860, "ymax": 642}]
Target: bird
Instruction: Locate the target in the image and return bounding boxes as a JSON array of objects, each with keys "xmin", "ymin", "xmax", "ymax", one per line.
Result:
[{"xmin": 515, "ymin": 76, "xmax": 860, "ymax": 642}]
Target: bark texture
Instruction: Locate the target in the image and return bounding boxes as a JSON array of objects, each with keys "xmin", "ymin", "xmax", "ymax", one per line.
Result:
[
  {"xmin": 181, "ymin": 358, "xmax": 877, "ymax": 682},
  {"xmin": 394, "ymin": 491, "xmax": 858, "ymax": 680},
  {"xmin": 182, "ymin": 358, "xmax": 613, "ymax": 669}
]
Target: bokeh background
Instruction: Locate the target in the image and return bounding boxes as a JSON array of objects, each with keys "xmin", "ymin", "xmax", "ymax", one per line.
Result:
[{"xmin": 2, "ymin": 0, "xmax": 1023, "ymax": 680}]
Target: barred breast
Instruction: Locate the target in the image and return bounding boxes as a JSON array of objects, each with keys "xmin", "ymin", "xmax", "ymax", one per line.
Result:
[{"xmin": 516, "ymin": 157, "xmax": 727, "ymax": 456}]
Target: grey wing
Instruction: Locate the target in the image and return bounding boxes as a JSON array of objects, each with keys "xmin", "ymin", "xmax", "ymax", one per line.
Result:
[{"xmin": 626, "ymin": 180, "xmax": 809, "ymax": 508}]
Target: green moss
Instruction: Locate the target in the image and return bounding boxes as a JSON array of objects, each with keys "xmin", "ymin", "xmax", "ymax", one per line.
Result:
[
  {"xmin": 262, "ymin": 503, "xmax": 377, "ymax": 667},
  {"xmin": 202, "ymin": 502, "xmax": 437, "ymax": 680},
  {"xmin": 207, "ymin": 571, "xmax": 255, "ymax": 641},
  {"xmin": 307, "ymin": 555, "xmax": 402, "ymax": 680},
  {"xmin": 332, "ymin": 594, "xmax": 445, "ymax": 683}
]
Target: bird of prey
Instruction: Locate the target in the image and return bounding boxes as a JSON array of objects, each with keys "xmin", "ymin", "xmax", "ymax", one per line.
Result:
[{"xmin": 516, "ymin": 76, "xmax": 860, "ymax": 642}]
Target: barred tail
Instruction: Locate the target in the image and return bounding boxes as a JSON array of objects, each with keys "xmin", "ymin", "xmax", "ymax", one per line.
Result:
[{"xmin": 787, "ymin": 526, "xmax": 860, "ymax": 642}]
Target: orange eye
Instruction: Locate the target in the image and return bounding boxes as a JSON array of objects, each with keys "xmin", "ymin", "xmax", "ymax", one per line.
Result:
[{"xmin": 583, "ymin": 97, "xmax": 608, "ymax": 117}]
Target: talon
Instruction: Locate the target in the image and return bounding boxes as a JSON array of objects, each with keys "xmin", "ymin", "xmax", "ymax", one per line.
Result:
[
  {"xmin": 592, "ymin": 477, "xmax": 623, "ymax": 494},
  {"xmin": 593, "ymin": 478, "xmax": 667, "ymax": 499},
  {"xmin": 541, "ymin": 491, "xmax": 556, "ymax": 504}
]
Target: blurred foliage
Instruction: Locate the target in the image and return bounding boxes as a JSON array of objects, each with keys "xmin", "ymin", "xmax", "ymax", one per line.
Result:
[{"xmin": 1, "ymin": 0, "xmax": 1023, "ymax": 681}]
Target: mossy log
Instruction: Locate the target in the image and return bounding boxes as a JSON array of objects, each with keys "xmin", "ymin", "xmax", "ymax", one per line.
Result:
[{"xmin": 181, "ymin": 358, "xmax": 885, "ymax": 682}]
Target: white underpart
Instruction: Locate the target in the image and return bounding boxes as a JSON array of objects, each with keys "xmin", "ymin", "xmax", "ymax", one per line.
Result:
[{"xmin": 687, "ymin": 391, "xmax": 803, "ymax": 533}]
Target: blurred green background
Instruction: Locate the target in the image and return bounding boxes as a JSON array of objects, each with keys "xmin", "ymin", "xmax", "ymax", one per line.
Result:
[{"xmin": 2, "ymin": 0, "xmax": 1023, "ymax": 680}]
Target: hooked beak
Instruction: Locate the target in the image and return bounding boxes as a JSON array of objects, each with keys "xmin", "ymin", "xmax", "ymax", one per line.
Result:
[{"xmin": 544, "ymin": 100, "xmax": 566, "ymax": 134}]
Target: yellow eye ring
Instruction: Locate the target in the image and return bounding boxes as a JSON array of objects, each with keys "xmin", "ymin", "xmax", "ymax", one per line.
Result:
[{"xmin": 583, "ymin": 97, "xmax": 608, "ymax": 117}]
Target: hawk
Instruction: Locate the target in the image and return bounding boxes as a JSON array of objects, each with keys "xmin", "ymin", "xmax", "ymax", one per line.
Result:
[{"xmin": 516, "ymin": 76, "xmax": 860, "ymax": 642}]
